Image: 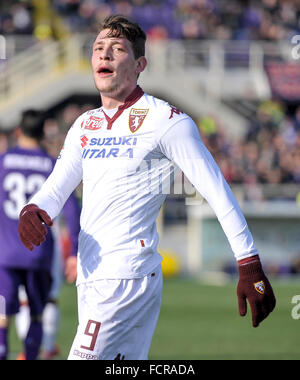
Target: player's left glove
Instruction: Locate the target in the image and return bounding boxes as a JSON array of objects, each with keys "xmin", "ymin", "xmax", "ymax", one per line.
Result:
[{"xmin": 237, "ymin": 255, "xmax": 276, "ymax": 327}]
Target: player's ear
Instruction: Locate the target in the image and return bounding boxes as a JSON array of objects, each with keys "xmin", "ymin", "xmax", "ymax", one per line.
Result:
[{"xmin": 135, "ymin": 56, "xmax": 147, "ymax": 76}]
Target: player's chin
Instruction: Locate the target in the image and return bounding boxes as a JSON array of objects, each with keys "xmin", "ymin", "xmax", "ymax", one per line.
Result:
[
  {"xmin": 95, "ymin": 81, "xmax": 118, "ymax": 95},
  {"xmin": 96, "ymin": 82, "xmax": 118, "ymax": 96}
]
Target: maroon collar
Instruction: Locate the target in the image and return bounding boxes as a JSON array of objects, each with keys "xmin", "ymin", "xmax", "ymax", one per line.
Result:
[{"xmin": 102, "ymin": 86, "xmax": 144, "ymax": 130}]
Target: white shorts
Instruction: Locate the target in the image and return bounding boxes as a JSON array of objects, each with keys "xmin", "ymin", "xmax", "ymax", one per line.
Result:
[{"xmin": 68, "ymin": 265, "xmax": 163, "ymax": 360}]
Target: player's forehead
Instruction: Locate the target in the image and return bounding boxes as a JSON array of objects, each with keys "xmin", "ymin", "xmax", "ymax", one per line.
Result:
[{"xmin": 94, "ymin": 29, "xmax": 130, "ymax": 47}]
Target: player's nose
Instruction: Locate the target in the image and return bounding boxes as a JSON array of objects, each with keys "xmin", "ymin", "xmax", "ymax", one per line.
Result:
[{"xmin": 99, "ymin": 47, "xmax": 112, "ymax": 61}]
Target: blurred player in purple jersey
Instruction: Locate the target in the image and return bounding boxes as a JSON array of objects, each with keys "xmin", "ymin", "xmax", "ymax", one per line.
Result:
[
  {"xmin": 15, "ymin": 192, "xmax": 80, "ymax": 360},
  {"xmin": 40, "ymin": 193, "xmax": 79, "ymax": 359},
  {"xmin": 0, "ymin": 110, "xmax": 80, "ymax": 360}
]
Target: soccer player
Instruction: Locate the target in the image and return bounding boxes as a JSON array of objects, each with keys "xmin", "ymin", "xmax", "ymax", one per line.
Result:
[
  {"xmin": 15, "ymin": 192, "xmax": 80, "ymax": 360},
  {"xmin": 18, "ymin": 15, "xmax": 276, "ymax": 360},
  {"xmin": 0, "ymin": 110, "xmax": 80, "ymax": 360},
  {"xmin": 40, "ymin": 193, "xmax": 80, "ymax": 359}
]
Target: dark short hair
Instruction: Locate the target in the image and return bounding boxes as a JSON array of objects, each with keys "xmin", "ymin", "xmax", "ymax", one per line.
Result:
[
  {"xmin": 20, "ymin": 109, "xmax": 45, "ymax": 140},
  {"xmin": 99, "ymin": 15, "xmax": 146, "ymax": 59}
]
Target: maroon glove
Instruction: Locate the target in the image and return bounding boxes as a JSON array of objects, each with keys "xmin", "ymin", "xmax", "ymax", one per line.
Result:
[
  {"xmin": 237, "ymin": 255, "xmax": 276, "ymax": 327},
  {"xmin": 18, "ymin": 204, "xmax": 53, "ymax": 251}
]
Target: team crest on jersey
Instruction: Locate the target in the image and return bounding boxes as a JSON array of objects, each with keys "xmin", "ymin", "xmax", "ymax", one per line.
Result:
[
  {"xmin": 81, "ymin": 116, "xmax": 104, "ymax": 131},
  {"xmin": 254, "ymin": 281, "xmax": 265, "ymax": 295},
  {"xmin": 129, "ymin": 108, "xmax": 149, "ymax": 133}
]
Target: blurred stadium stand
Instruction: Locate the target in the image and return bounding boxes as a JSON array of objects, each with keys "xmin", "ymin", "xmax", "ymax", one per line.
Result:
[{"xmin": 0, "ymin": 0, "xmax": 300, "ymax": 279}]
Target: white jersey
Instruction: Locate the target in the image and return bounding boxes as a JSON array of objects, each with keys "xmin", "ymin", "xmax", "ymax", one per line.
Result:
[{"xmin": 30, "ymin": 87, "xmax": 258, "ymax": 284}]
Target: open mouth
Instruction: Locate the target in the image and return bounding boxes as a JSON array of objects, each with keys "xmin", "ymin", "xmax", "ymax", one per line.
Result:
[{"xmin": 97, "ymin": 67, "xmax": 114, "ymax": 76}]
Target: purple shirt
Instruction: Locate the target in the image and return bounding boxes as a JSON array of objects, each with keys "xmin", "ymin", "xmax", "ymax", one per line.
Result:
[
  {"xmin": 0, "ymin": 146, "xmax": 80, "ymax": 270},
  {"xmin": 60, "ymin": 192, "xmax": 81, "ymax": 257}
]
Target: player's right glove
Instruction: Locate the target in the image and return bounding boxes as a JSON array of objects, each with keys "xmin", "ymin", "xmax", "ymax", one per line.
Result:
[
  {"xmin": 237, "ymin": 255, "xmax": 276, "ymax": 328},
  {"xmin": 18, "ymin": 204, "xmax": 53, "ymax": 251}
]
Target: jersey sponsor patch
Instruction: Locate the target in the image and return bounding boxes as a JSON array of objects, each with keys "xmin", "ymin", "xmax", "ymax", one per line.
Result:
[
  {"xmin": 81, "ymin": 116, "xmax": 105, "ymax": 131},
  {"xmin": 254, "ymin": 280, "xmax": 265, "ymax": 294},
  {"xmin": 129, "ymin": 108, "xmax": 148, "ymax": 133},
  {"xmin": 82, "ymin": 147, "xmax": 133, "ymax": 159},
  {"xmin": 81, "ymin": 135, "xmax": 137, "ymax": 159},
  {"xmin": 81, "ymin": 135, "xmax": 89, "ymax": 148}
]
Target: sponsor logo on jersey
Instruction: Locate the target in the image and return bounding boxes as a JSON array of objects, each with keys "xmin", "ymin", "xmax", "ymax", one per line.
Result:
[
  {"xmin": 73, "ymin": 349, "xmax": 98, "ymax": 360},
  {"xmin": 89, "ymin": 137, "xmax": 137, "ymax": 146},
  {"xmin": 81, "ymin": 135, "xmax": 137, "ymax": 159},
  {"xmin": 254, "ymin": 280, "xmax": 265, "ymax": 294},
  {"xmin": 82, "ymin": 147, "xmax": 134, "ymax": 159},
  {"xmin": 129, "ymin": 108, "xmax": 149, "ymax": 133},
  {"xmin": 81, "ymin": 135, "xmax": 89, "ymax": 148},
  {"xmin": 81, "ymin": 116, "xmax": 105, "ymax": 131}
]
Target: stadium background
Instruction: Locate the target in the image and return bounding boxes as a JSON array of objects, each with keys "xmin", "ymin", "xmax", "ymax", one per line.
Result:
[{"xmin": 0, "ymin": 0, "xmax": 300, "ymax": 359}]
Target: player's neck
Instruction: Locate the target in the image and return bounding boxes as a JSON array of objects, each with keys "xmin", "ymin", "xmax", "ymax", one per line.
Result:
[
  {"xmin": 18, "ymin": 135, "xmax": 40, "ymax": 149},
  {"xmin": 100, "ymin": 84, "xmax": 138, "ymax": 110}
]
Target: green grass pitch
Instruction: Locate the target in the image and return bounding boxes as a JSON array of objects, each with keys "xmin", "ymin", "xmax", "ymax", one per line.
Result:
[{"xmin": 8, "ymin": 277, "xmax": 300, "ymax": 360}]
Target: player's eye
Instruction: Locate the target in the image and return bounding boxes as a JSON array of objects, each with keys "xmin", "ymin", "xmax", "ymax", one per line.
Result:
[
  {"xmin": 94, "ymin": 45, "xmax": 105, "ymax": 52},
  {"xmin": 114, "ymin": 46, "xmax": 124, "ymax": 52}
]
